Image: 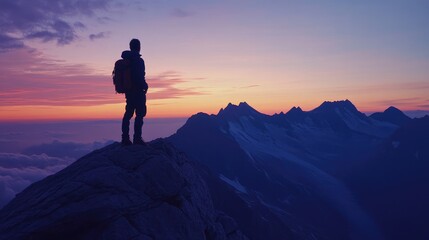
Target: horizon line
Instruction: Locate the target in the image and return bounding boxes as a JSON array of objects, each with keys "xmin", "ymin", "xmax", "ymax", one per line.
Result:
[{"xmin": 1, "ymin": 108, "xmax": 428, "ymax": 123}]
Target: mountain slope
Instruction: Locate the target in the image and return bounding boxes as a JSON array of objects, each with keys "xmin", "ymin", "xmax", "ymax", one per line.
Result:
[
  {"xmin": 0, "ymin": 140, "xmax": 247, "ymax": 240},
  {"xmin": 346, "ymin": 116, "xmax": 429, "ymax": 240},
  {"xmin": 166, "ymin": 112, "xmax": 296, "ymax": 239},
  {"xmin": 168, "ymin": 100, "xmax": 396, "ymax": 239},
  {"xmin": 289, "ymin": 100, "xmax": 396, "ymax": 139}
]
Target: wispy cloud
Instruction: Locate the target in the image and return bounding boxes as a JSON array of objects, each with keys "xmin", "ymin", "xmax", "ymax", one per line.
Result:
[
  {"xmin": 316, "ymin": 82, "xmax": 429, "ymax": 94},
  {"xmin": 170, "ymin": 8, "xmax": 195, "ymax": 18},
  {"xmin": 0, "ymin": 0, "xmax": 112, "ymax": 50},
  {"xmin": 0, "ymin": 49, "xmax": 205, "ymax": 106},
  {"xmin": 305, "ymin": 82, "xmax": 429, "ymax": 111},
  {"xmin": 241, "ymin": 84, "xmax": 260, "ymax": 89},
  {"xmin": 0, "ymin": 34, "xmax": 24, "ymax": 51},
  {"xmin": 371, "ymin": 97, "xmax": 424, "ymax": 106},
  {"xmin": 73, "ymin": 21, "xmax": 86, "ymax": 29},
  {"xmin": 89, "ymin": 31, "xmax": 110, "ymax": 41},
  {"xmin": 369, "ymin": 97, "xmax": 429, "ymax": 111},
  {"xmin": 147, "ymin": 71, "xmax": 205, "ymax": 99}
]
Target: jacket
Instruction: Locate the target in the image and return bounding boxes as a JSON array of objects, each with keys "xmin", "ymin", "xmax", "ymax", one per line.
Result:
[{"xmin": 121, "ymin": 50, "xmax": 148, "ymax": 92}]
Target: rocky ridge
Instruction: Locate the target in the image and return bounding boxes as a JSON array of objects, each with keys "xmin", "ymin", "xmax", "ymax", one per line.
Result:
[{"xmin": 0, "ymin": 140, "xmax": 247, "ymax": 240}]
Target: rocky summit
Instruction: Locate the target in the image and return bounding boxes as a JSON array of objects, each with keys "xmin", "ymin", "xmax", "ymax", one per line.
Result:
[{"xmin": 0, "ymin": 140, "xmax": 247, "ymax": 240}]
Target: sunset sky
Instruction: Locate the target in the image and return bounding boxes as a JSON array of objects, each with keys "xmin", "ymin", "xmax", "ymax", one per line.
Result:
[{"xmin": 1, "ymin": 0, "xmax": 429, "ymax": 120}]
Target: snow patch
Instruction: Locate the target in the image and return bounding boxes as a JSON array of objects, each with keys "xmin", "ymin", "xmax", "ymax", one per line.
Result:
[
  {"xmin": 219, "ymin": 174, "xmax": 247, "ymax": 194},
  {"xmin": 255, "ymin": 194, "xmax": 291, "ymax": 216},
  {"xmin": 226, "ymin": 119, "xmax": 383, "ymax": 239},
  {"xmin": 336, "ymin": 108, "xmax": 396, "ymax": 138}
]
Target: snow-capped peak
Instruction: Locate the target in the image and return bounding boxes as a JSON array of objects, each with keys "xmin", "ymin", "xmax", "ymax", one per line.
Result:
[
  {"xmin": 313, "ymin": 99, "xmax": 358, "ymax": 113},
  {"xmin": 218, "ymin": 102, "xmax": 262, "ymax": 118},
  {"xmin": 288, "ymin": 106, "xmax": 303, "ymax": 113}
]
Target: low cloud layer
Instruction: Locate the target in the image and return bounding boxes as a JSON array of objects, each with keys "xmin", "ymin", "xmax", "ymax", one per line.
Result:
[
  {"xmin": 0, "ymin": 152, "xmax": 73, "ymax": 208},
  {"xmin": 23, "ymin": 140, "xmax": 114, "ymax": 159},
  {"xmin": 0, "ymin": 139, "xmax": 113, "ymax": 208}
]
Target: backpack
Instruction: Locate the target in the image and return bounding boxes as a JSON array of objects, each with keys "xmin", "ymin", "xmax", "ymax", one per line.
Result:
[{"xmin": 112, "ymin": 59, "xmax": 132, "ymax": 93}]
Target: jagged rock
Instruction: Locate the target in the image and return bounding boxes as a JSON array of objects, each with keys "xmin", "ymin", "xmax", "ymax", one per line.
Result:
[
  {"xmin": 0, "ymin": 140, "xmax": 247, "ymax": 240},
  {"xmin": 216, "ymin": 213, "xmax": 238, "ymax": 235}
]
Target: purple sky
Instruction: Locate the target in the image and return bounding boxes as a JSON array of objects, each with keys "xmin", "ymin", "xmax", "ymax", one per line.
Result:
[{"xmin": 1, "ymin": 0, "xmax": 429, "ymax": 120}]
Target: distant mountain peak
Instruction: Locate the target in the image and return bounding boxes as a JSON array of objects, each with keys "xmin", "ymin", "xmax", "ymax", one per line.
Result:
[
  {"xmin": 218, "ymin": 102, "xmax": 261, "ymax": 118},
  {"xmin": 321, "ymin": 99, "xmax": 354, "ymax": 107},
  {"xmin": 287, "ymin": 106, "xmax": 303, "ymax": 113},
  {"xmin": 224, "ymin": 102, "xmax": 252, "ymax": 110},
  {"xmin": 370, "ymin": 106, "xmax": 411, "ymax": 126},
  {"xmin": 385, "ymin": 106, "xmax": 402, "ymax": 113},
  {"xmin": 284, "ymin": 106, "xmax": 306, "ymax": 122},
  {"xmin": 314, "ymin": 99, "xmax": 358, "ymax": 113},
  {"xmin": 238, "ymin": 101, "xmax": 250, "ymax": 107}
]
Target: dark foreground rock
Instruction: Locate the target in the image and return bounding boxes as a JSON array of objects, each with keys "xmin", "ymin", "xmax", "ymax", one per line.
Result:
[{"xmin": 0, "ymin": 140, "xmax": 247, "ymax": 240}]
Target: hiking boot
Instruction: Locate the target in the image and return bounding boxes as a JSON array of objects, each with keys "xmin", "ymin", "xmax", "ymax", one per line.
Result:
[
  {"xmin": 121, "ymin": 138, "xmax": 132, "ymax": 146},
  {"xmin": 133, "ymin": 138, "xmax": 146, "ymax": 146}
]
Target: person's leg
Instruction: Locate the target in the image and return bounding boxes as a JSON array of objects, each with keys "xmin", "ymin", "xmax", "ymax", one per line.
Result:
[
  {"xmin": 121, "ymin": 94, "xmax": 135, "ymax": 144},
  {"xmin": 133, "ymin": 93, "xmax": 147, "ymax": 144}
]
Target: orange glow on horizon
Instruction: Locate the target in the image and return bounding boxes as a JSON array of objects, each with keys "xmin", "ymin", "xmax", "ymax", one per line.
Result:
[
  {"xmin": 0, "ymin": 101, "xmax": 215, "ymax": 121},
  {"xmin": 2, "ymin": 97, "xmax": 425, "ymax": 122}
]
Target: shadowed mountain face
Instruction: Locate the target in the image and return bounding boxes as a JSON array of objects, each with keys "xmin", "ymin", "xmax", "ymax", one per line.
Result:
[
  {"xmin": 346, "ymin": 116, "xmax": 429, "ymax": 240},
  {"xmin": 0, "ymin": 141, "xmax": 248, "ymax": 240},
  {"xmin": 168, "ymin": 100, "xmax": 399, "ymax": 239}
]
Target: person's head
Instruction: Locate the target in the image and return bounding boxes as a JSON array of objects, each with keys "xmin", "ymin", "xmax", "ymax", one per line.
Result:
[{"xmin": 129, "ymin": 38, "xmax": 141, "ymax": 52}]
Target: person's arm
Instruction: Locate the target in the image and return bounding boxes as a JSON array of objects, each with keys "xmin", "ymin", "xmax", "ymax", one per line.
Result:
[{"xmin": 141, "ymin": 59, "xmax": 148, "ymax": 92}]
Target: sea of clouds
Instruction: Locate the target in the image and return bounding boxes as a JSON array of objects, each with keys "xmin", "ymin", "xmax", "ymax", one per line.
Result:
[{"xmin": 0, "ymin": 118, "xmax": 185, "ymax": 207}]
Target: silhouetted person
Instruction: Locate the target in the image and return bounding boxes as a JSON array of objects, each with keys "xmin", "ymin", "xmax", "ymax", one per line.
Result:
[{"xmin": 121, "ymin": 38, "xmax": 149, "ymax": 145}]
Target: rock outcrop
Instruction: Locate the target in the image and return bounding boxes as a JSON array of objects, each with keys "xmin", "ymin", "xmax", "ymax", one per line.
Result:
[{"xmin": 0, "ymin": 140, "xmax": 247, "ymax": 240}]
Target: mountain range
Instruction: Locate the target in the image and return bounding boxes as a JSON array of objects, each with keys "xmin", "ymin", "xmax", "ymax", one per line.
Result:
[{"xmin": 1, "ymin": 100, "xmax": 428, "ymax": 239}]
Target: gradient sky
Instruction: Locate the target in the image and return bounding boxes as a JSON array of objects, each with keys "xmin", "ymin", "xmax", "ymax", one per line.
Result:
[{"xmin": 1, "ymin": 0, "xmax": 429, "ymax": 120}]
